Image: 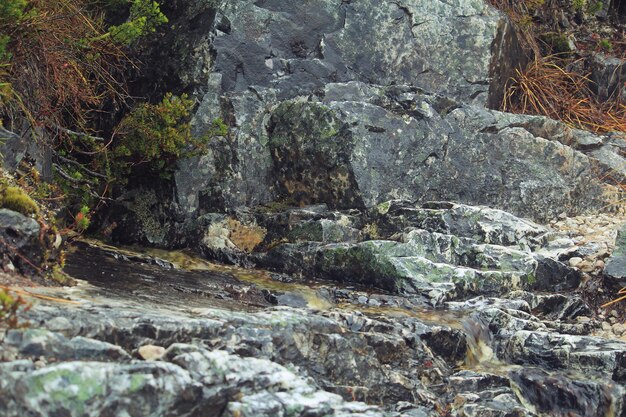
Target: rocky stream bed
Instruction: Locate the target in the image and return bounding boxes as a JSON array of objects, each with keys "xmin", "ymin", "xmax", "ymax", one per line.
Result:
[
  {"xmin": 5, "ymin": 0, "xmax": 626, "ymax": 415},
  {"xmin": 3, "ymin": 201, "xmax": 626, "ymax": 416}
]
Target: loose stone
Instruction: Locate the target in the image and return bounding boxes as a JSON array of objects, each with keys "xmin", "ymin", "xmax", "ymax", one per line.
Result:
[
  {"xmin": 569, "ymin": 257, "xmax": 583, "ymax": 267},
  {"xmin": 138, "ymin": 345, "xmax": 166, "ymax": 361}
]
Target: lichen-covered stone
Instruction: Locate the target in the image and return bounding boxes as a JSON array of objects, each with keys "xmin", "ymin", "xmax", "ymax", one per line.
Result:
[
  {"xmin": 212, "ymin": 0, "xmax": 507, "ymax": 105},
  {"xmin": 3, "ymin": 329, "xmax": 130, "ymax": 362},
  {"xmin": 252, "ymin": 201, "xmax": 579, "ymax": 305},
  {"xmin": 263, "ymin": 90, "xmax": 607, "ymax": 221},
  {"xmin": 0, "ymin": 361, "xmax": 203, "ymax": 417}
]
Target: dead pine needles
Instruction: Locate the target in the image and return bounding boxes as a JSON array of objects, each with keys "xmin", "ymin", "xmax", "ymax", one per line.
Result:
[{"xmin": 503, "ymin": 56, "xmax": 626, "ymax": 134}]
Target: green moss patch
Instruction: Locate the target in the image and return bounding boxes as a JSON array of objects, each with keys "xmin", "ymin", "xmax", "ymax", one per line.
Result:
[{"xmin": 0, "ymin": 185, "xmax": 39, "ymax": 216}]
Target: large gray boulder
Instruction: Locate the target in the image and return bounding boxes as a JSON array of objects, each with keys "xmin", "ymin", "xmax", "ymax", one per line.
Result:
[
  {"xmin": 175, "ymin": 80, "xmax": 616, "ymax": 227},
  {"xmin": 109, "ymin": 0, "xmax": 626, "ymax": 247},
  {"xmin": 265, "ymin": 85, "xmax": 607, "ymax": 221},
  {"xmin": 212, "ymin": 0, "xmax": 510, "ymax": 105}
]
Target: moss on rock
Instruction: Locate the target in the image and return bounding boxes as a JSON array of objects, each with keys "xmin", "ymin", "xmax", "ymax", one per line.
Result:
[{"xmin": 0, "ymin": 185, "xmax": 39, "ymax": 216}]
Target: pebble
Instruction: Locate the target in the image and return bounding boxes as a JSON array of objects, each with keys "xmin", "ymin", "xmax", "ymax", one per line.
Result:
[
  {"xmin": 576, "ymin": 316, "xmax": 591, "ymax": 323},
  {"xmin": 602, "ymin": 321, "xmax": 612, "ymax": 331},
  {"xmin": 453, "ymin": 394, "xmax": 480, "ymax": 408},
  {"xmin": 138, "ymin": 345, "xmax": 166, "ymax": 361},
  {"xmin": 569, "ymin": 257, "xmax": 583, "ymax": 267},
  {"xmin": 0, "ymin": 351, "xmax": 16, "ymax": 362},
  {"xmin": 579, "ymin": 261, "xmax": 595, "ymax": 273},
  {"xmin": 550, "ymin": 214, "xmax": 626, "ymax": 269},
  {"xmin": 613, "ymin": 323, "xmax": 626, "ymax": 335}
]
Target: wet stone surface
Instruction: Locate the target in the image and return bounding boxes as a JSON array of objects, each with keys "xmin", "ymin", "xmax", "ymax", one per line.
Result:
[
  {"xmin": 3, "ymin": 0, "xmax": 626, "ymax": 415},
  {"xmin": 2, "ymin": 219, "xmax": 626, "ymax": 417}
]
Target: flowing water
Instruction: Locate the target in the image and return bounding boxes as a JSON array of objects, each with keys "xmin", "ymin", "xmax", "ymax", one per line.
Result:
[{"xmin": 59, "ymin": 241, "xmax": 505, "ymax": 369}]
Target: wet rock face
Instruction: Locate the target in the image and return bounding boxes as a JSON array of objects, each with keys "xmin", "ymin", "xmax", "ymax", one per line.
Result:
[
  {"xmin": 4, "ymin": 215, "xmax": 626, "ymax": 417},
  {"xmin": 178, "ymin": 83, "xmax": 612, "ymax": 235},
  {"xmin": 2, "ymin": 336, "xmax": 391, "ymax": 417},
  {"xmin": 213, "ymin": 0, "xmax": 505, "ymax": 105},
  {"xmin": 0, "ymin": 209, "xmax": 42, "ymax": 276},
  {"xmin": 266, "ymin": 86, "xmax": 607, "ymax": 220},
  {"xmin": 604, "ymin": 224, "xmax": 626, "ymax": 286},
  {"xmin": 106, "ymin": 0, "xmax": 626, "ymax": 247},
  {"xmin": 0, "ymin": 298, "xmax": 467, "ymax": 417},
  {"xmin": 510, "ymin": 368, "xmax": 619, "ymax": 417},
  {"xmin": 4, "ymin": 268, "xmax": 626, "ymax": 417}
]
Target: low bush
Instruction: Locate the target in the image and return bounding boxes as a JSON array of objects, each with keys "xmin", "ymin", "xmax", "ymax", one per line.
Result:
[{"xmin": 111, "ymin": 93, "xmax": 227, "ymax": 181}]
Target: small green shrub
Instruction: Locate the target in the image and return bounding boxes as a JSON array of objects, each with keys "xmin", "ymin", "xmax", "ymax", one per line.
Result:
[
  {"xmin": 0, "ymin": 289, "xmax": 30, "ymax": 329},
  {"xmin": 540, "ymin": 32, "xmax": 573, "ymax": 55},
  {"xmin": 587, "ymin": 1, "xmax": 603, "ymax": 14},
  {"xmin": 598, "ymin": 38, "xmax": 613, "ymax": 52},
  {"xmin": 108, "ymin": 0, "xmax": 167, "ymax": 46},
  {"xmin": 0, "ymin": 0, "xmax": 27, "ymax": 63},
  {"xmin": 112, "ymin": 93, "xmax": 227, "ymax": 181},
  {"xmin": 527, "ymin": 0, "xmax": 545, "ymax": 12},
  {"xmin": 573, "ymin": 0, "xmax": 586, "ymax": 12},
  {"xmin": 75, "ymin": 205, "xmax": 91, "ymax": 231},
  {"xmin": 0, "ymin": 36, "xmax": 10, "ymax": 64}
]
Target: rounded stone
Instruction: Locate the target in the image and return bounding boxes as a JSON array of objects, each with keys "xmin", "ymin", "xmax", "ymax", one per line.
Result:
[
  {"xmin": 569, "ymin": 257, "xmax": 583, "ymax": 267},
  {"xmin": 138, "ymin": 345, "xmax": 166, "ymax": 361}
]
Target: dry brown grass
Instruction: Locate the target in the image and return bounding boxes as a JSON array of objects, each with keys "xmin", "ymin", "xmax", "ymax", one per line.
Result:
[
  {"xmin": 490, "ymin": 0, "xmax": 626, "ymax": 135},
  {"xmin": 1, "ymin": 0, "xmax": 130, "ymax": 135},
  {"xmin": 503, "ymin": 57, "xmax": 626, "ymax": 134}
]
